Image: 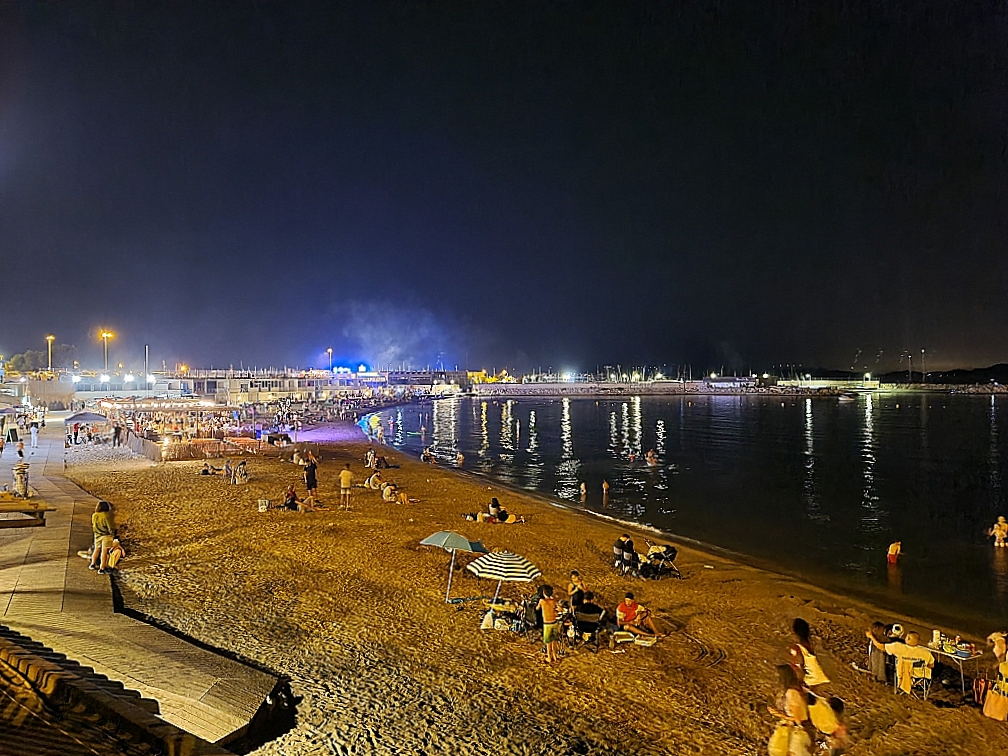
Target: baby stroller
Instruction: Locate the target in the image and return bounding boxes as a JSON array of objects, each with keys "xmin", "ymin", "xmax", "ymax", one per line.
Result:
[{"xmin": 640, "ymin": 542, "xmax": 682, "ymax": 580}]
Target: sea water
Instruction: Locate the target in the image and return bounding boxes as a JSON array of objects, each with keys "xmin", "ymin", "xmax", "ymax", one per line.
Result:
[{"xmin": 377, "ymin": 393, "xmax": 1008, "ymax": 632}]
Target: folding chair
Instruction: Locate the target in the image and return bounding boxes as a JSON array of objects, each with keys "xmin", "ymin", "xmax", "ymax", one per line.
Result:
[
  {"xmin": 895, "ymin": 658, "xmax": 932, "ymax": 700},
  {"xmin": 573, "ymin": 609, "xmax": 605, "ymax": 653}
]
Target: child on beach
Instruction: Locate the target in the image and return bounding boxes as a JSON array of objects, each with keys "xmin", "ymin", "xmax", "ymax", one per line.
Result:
[
  {"xmin": 805, "ymin": 692, "xmax": 848, "ymax": 754},
  {"xmin": 538, "ymin": 585, "xmax": 560, "ymax": 664}
]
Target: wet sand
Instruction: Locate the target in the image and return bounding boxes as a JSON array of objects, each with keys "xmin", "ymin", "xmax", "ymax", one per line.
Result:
[{"xmin": 66, "ymin": 425, "xmax": 1008, "ymax": 755}]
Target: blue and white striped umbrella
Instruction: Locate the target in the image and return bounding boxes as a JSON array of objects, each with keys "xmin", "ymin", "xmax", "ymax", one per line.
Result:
[{"xmin": 466, "ymin": 551, "xmax": 541, "ymax": 583}]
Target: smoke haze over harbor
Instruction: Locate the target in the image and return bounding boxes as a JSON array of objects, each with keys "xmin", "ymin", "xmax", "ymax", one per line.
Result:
[{"xmin": 3, "ymin": 4, "xmax": 1008, "ymax": 373}]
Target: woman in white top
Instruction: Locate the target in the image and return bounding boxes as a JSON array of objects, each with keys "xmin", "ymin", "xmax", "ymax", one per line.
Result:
[{"xmin": 788, "ymin": 617, "xmax": 830, "ymax": 688}]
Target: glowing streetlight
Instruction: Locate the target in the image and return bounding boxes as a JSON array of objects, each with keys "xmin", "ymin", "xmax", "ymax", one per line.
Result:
[
  {"xmin": 327, "ymin": 347, "xmax": 333, "ymax": 372},
  {"xmin": 100, "ymin": 331, "xmax": 114, "ymax": 371},
  {"xmin": 45, "ymin": 335, "xmax": 55, "ymax": 371}
]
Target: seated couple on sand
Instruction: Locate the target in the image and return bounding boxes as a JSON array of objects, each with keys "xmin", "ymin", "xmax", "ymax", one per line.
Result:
[
  {"xmin": 280, "ymin": 484, "xmax": 325, "ymax": 512},
  {"xmin": 464, "ymin": 497, "xmax": 526, "ymax": 524}
]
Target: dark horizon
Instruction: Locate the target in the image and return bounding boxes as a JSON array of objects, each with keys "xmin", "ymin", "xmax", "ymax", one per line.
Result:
[{"xmin": 2, "ymin": 3, "xmax": 1007, "ymax": 374}]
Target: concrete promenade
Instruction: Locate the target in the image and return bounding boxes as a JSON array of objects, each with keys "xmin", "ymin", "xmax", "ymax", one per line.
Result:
[{"xmin": 0, "ymin": 418, "xmax": 280, "ymax": 746}]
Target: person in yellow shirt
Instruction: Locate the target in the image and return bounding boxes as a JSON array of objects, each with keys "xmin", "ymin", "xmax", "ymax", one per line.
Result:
[{"xmin": 89, "ymin": 501, "xmax": 116, "ymax": 574}]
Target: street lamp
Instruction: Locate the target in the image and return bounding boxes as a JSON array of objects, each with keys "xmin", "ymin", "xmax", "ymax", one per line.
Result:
[
  {"xmin": 327, "ymin": 348, "xmax": 333, "ymax": 372},
  {"xmin": 100, "ymin": 331, "xmax": 114, "ymax": 372},
  {"xmin": 45, "ymin": 335, "xmax": 55, "ymax": 371}
]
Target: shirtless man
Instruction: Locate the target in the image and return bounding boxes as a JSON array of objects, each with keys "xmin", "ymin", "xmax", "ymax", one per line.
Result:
[{"xmin": 537, "ymin": 585, "xmax": 560, "ymax": 664}]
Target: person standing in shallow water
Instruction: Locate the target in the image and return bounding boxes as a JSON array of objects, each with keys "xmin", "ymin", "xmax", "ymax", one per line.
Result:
[
  {"xmin": 990, "ymin": 517, "xmax": 1008, "ymax": 548},
  {"xmin": 886, "ymin": 541, "xmax": 901, "ymax": 564}
]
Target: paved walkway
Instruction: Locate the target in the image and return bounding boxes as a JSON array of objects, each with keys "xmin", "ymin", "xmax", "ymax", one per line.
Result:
[{"xmin": 0, "ymin": 417, "xmax": 280, "ymax": 745}]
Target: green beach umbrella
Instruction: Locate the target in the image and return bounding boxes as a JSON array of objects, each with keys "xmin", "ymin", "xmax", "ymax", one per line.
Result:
[{"xmin": 420, "ymin": 531, "xmax": 489, "ymax": 603}]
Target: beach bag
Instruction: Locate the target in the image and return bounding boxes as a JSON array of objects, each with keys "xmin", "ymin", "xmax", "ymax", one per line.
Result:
[
  {"xmin": 983, "ymin": 687, "xmax": 1008, "ymax": 721},
  {"xmin": 767, "ymin": 724, "xmax": 791, "ymax": 756},
  {"xmin": 975, "ymin": 673, "xmax": 992, "ymax": 706},
  {"xmin": 107, "ymin": 541, "xmax": 125, "ymax": 569},
  {"xmin": 768, "ymin": 724, "xmax": 809, "ymax": 756},
  {"xmin": 984, "ymin": 677, "xmax": 1008, "ymax": 721}
]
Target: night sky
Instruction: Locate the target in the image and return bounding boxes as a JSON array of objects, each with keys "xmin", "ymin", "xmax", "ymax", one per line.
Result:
[{"xmin": 1, "ymin": 3, "xmax": 1006, "ymax": 374}]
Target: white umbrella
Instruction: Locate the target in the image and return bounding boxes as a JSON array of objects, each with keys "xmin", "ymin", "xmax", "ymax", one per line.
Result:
[
  {"xmin": 420, "ymin": 531, "xmax": 488, "ymax": 603},
  {"xmin": 466, "ymin": 550, "xmax": 541, "ymax": 604}
]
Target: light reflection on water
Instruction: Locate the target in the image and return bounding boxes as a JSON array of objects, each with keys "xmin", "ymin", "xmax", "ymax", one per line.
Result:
[{"xmin": 381, "ymin": 394, "xmax": 1008, "ymax": 627}]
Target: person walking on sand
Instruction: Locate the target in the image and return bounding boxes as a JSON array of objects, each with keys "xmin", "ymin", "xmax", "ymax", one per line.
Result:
[
  {"xmin": 338, "ymin": 463, "xmax": 354, "ymax": 510},
  {"xmin": 886, "ymin": 541, "xmax": 902, "ymax": 565},
  {"xmin": 767, "ymin": 664, "xmax": 813, "ymax": 756},
  {"xmin": 538, "ymin": 584, "xmax": 560, "ymax": 664},
  {"xmin": 89, "ymin": 501, "xmax": 116, "ymax": 574},
  {"xmin": 788, "ymin": 617, "xmax": 830, "ymax": 688},
  {"xmin": 304, "ymin": 453, "xmax": 319, "ymax": 505}
]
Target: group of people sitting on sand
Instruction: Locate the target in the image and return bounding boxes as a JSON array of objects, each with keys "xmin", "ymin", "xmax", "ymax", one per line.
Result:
[
  {"xmin": 364, "ymin": 448, "xmax": 392, "ymax": 470},
  {"xmin": 362, "ymin": 469, "xmax": 410, "ymax": 506},
  {"xmin": 200, "ymin": 459, "xmax": 248, "ymax": 484},
  {"xmin": 463, "ymin": 497, "xmax": 526, "ymax": 524},
  {"xmin": 526, "ymin": 569, "xmax": 666, "ymax": 664}
]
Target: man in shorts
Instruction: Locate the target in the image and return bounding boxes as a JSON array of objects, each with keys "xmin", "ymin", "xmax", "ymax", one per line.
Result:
[
  {"xmin": 616, "ymin": 591, "xmax": 662, "ymax": 636},
  {"xmin": 304, "ymin": 453, "xmax": 319, "ymax": 505},
  {"xmin": 537, "ymin": 584, "xmax": 560, "ymax": 664},
  {"xmin": 338, "ymin": 463, "xmax": 354, "ymax": 510}
]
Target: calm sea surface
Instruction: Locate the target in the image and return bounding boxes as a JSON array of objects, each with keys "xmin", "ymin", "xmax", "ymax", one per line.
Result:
[{"xmin": 375, "ymin": 393, "xmax": 1008, "ymax": 631}]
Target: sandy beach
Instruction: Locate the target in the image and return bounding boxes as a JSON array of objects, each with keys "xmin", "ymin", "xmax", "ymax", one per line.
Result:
[{"xmin": 65, "ymin": 425, "xmax": 1008, "ymax": 755}]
